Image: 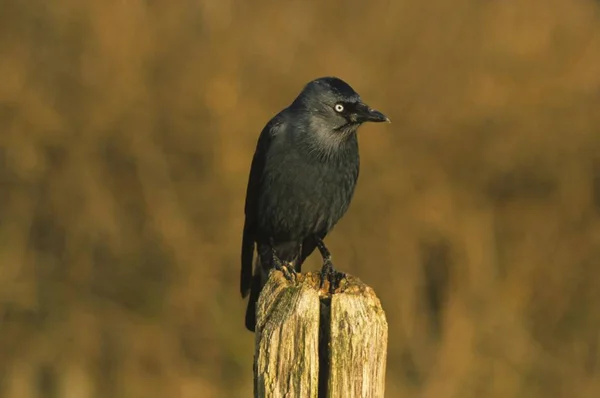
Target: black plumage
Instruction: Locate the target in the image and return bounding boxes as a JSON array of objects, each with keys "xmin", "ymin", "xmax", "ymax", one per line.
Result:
[{"xmin": 240, "ymin": 77, "xmax": 389, "ymax": 332}]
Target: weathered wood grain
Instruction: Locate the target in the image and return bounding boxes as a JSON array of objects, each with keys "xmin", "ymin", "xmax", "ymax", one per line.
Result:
[{"xmin": 253, "ymin": 270, "xmax": 388, "ymax": 398}]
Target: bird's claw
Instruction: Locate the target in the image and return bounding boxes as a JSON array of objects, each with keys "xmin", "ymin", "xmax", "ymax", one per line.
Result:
[
  {"xmin": 319, "ymin": 260, "xmax": 345, "ymax": 293},
  {"xmin": 319, "ymin": 261, "xmax": 330, "ymax": 290},
  {"xmin": 330, "ymin": 270, "xmax": 346, "ymax": 292},
  {"xmin": 274, "ymin": 260, "xmax": 297, "ymax": 282}
]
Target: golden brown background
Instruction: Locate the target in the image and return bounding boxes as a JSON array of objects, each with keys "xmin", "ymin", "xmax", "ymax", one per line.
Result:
[{"xmin": 2, "ymin": 0, "xmax": 600, "ymax": 397}]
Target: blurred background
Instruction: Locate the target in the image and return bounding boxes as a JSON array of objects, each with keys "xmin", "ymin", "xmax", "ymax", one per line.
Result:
[{"xmin": 1, "ymin": 0, "xmax": 600, "ymax": 397}]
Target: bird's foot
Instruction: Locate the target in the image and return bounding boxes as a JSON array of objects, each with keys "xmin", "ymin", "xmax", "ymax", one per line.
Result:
[
  {"xmin": 330, "ymin": 269, "xmax": 346, "ymax": 292},
  {"xmin": 319, "ymin": 260, "xmax": 332, "ymax": 290},
  {"xmin": 315, "ymin": 237, "xmax": 343, "ymax": 292},
  {"xmin": 319, "ymin": 260, "xmax": 345, "ymax": 294},
  {"xmin": 272, "ymin": 256, "xmax": 297, "ymax": 282}
]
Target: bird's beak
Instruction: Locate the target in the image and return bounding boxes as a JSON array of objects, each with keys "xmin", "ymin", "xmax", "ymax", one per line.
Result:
[{"xmin": 355, "ymin": 102, "xmax": 391, "ymax": 123}]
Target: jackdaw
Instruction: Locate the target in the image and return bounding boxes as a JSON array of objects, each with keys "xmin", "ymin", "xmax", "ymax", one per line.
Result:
[{"xmin": 240, "ymin": 76, "xmax": 389, "ymax": 332}]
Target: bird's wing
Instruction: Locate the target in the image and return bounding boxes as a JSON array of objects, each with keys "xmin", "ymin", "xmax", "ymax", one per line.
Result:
[{"xmin": 240, "ymin": 115, "xmax": 285, "ymax": 298}]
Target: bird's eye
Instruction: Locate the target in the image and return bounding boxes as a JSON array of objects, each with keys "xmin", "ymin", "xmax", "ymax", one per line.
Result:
[{"xmin": 334, "ymin": 103, "xmax": 344, "ymax": 113}]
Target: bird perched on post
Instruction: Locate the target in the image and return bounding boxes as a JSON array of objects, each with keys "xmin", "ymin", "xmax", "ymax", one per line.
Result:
[{"xmin": 240, "ymin": 77, "xmax": 389, "ymax": 332}]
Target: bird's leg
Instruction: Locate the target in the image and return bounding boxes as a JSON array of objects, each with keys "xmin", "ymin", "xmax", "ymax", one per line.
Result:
[
  {"xmin": 271, "ymin": 248, "xmax": 297, "ymax": 282},
  {"xmin": 316, "ymin": 238, "xmax": 333, "ymax": 279},
  {"xmin": 316, "ymin": 238, "xmax": 345, "ymax": 292}
]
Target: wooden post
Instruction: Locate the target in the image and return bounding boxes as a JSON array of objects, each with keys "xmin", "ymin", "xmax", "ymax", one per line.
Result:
[{"xmin": 253, "ymin": 270, "xmax": 388, "ymax": 398}]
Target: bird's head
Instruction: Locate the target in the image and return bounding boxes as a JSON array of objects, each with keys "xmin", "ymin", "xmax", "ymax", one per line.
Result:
[{"xmin": 292, "ymin": 77, "xmax": 390, "ymax": 136}]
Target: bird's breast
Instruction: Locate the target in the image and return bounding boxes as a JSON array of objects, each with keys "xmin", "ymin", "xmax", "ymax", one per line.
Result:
[{"xmin": 258, "ymin": 151, "xmax": 359, "ymax": 240}]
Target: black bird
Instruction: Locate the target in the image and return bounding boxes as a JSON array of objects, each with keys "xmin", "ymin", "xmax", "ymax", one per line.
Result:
[{"xmin": 240, "ymin": 77, "xmax": 389, "ymax": 332}]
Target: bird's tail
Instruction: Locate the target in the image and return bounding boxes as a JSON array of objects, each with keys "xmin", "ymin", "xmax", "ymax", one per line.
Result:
[
  {"xmin": 244, "ymin": 270, "xmax": 264, "ymax": 332},
  {"xmin": 244, "ymin": 243, "xmax": 305, "ymax": 332}
]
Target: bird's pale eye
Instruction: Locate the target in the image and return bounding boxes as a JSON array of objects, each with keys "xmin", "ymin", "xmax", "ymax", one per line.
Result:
[{"xmin": 334, "ymin": 103, "xmax": 344, "ymax": 113}]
